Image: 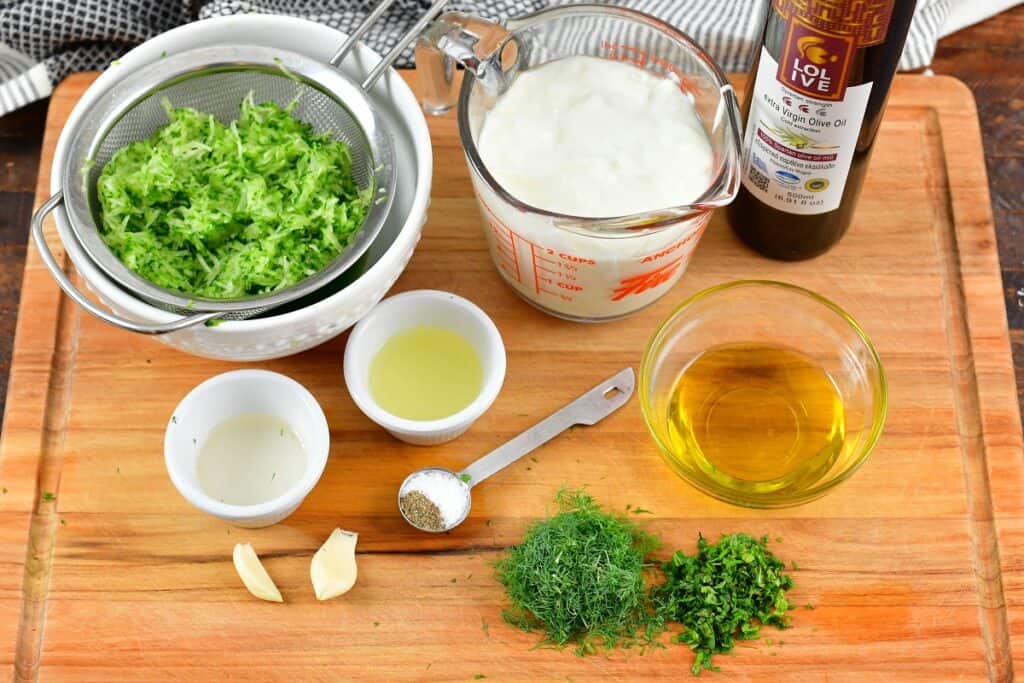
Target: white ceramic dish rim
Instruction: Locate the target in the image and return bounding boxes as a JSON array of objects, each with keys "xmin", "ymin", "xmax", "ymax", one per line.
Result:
[
  {"xmin": 48, "ymin": 15, "xmax": 432, "ymax": 336},
  {"xmin": 164, "ymin": 369, "xmax": 330, "ymax": 521},
  {"xmin": 343, "ymin": 290, "xmax": 507, "ymax": 435}
]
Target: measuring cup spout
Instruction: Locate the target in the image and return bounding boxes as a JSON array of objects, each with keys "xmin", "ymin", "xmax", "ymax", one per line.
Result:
[{"xmin": 415, "ymin": 13, "xmax": 513, "ymax": 115}]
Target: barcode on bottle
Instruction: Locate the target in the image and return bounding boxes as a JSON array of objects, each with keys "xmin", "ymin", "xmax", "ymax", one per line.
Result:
[{"xmin": 748, "ymin": 165, "xmax": 770, "ymax": 192}]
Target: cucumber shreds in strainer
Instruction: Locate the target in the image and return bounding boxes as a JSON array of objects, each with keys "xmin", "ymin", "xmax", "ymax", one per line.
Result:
[{"xmin": 96, "ymin": 95, "xmax": 370, "ymax": 299}]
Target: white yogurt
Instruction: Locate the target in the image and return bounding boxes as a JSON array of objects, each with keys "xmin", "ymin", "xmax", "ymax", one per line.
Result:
[
  {"xmin": 477, "ymin": 56, "xmax": 713, "ymax": 218},
  {"xmin": 469, "ymin": 56, "xmax": 717, "ymax": 320}
]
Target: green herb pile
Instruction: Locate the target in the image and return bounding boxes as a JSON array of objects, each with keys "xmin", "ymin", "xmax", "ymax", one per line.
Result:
[
  {"xmin": 96, "ymin": 95, "xmax": 369, "ymax": 299},
  {"xmin": 653, "ymin": 533, "xmax": 794, "ymax": 674},
  {"xmin": 495, "ymin": 489, "xmax": 664, "ymax": 655},
  {"xmin": 495, "ymin": 490, "xmax": 798, "ymax": 674}
]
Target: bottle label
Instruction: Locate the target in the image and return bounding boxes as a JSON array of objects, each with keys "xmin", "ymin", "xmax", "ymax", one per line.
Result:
[
  {"xmin": 741, "ymin": 0, "xmax": 896, "ymax": 215},
  {"xmin": 740, "ymin": 48, "xmax": 871, "ymax": 215}
]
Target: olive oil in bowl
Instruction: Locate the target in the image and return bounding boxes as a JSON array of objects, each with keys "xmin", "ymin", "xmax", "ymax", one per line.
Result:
[{"xmin": 666, "ymin": 342, "xmax": 844, "ymax": 494}]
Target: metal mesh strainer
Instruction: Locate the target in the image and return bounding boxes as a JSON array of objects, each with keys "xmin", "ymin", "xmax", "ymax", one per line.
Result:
[
  {"xmin": 65, "ymin": 47, "xmax": 395, "ymax": 320},
  {"xmin": 31, "ymin": 0, "xmax": 449, "ymax": 334}
]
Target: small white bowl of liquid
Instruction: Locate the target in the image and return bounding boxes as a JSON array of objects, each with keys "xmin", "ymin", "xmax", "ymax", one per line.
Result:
[
  {"xmin": 344, "ymin": 290, "xmax": 506, "ymax": 445},
  {"xmin": 165, "ymin": 369, "xmax": 330, "ymax": 528}
]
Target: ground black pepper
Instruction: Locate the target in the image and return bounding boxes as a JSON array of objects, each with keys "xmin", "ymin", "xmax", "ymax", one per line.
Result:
[{"xmin": 400, "ymin": 490, "xmax": 446, "ymax": 531}]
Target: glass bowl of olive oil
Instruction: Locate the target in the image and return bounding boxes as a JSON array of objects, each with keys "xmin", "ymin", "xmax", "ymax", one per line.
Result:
[{"xmin": 639, "ymin": 280, "xmax": 886, "ymax": 508}]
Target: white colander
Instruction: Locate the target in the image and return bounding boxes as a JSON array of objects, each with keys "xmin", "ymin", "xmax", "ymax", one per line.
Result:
[{"xmin": 31, "ymin": 0, "xmax": 448, "ymax": 334}]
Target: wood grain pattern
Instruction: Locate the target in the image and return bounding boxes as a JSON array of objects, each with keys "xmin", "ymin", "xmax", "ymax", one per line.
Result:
[
  {"xmin": 0, "ymin": 70, "xmax": 1020, "ymax": 681},
  {"xmin": 930, "ymin": 6, "xmax": 1024, "ymax": 409}
]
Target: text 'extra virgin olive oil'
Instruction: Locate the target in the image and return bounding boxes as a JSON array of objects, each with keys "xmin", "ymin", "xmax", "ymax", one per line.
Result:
[
  {"xmin": 666, "ymin": 343, "xmax": 845, "ymax": 494},
  {"xmin": 728, "ymin": 0, "xmax": 916, "ymax": 260}
]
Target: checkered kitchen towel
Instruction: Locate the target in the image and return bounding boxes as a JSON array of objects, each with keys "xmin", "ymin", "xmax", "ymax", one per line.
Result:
[{"xmin": 0, "ymin": 0, "xmax": 1015, "ymax": 117}]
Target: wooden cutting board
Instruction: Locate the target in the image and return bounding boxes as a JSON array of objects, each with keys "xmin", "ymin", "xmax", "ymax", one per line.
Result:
[{"xmin": 1, "ymin": 70, "xmax": 1021, "ymax": 681}]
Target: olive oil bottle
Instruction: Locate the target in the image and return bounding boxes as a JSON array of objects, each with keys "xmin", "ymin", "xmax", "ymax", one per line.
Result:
[
  {"xmin": 666, "ymin": 342, "xmax": 845, "ymax": 494},
  {"xmin": 728, "ymin": 0, "xmax": 916, "ymax": 260}
]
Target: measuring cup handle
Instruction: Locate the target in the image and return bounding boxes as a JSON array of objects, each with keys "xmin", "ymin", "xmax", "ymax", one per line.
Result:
[
  {"xmin": 719, "ymin": 83, "xmax": 744, "ymax": 199},
  {"xmin": 31, "ymin": 191, "xmax": 219, "ymax": 335},
  {"xmin": 414, "ymin": 12, "xmax": 512, "ymax": 115}
]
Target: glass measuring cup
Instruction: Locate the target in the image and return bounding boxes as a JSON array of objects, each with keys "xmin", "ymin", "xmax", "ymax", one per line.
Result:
[{"xmin": 416, "ymin": 5, "xmax": 741, "ymax": 322}]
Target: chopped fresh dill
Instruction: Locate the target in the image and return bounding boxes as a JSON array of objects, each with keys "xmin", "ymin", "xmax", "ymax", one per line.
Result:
[
  {"xmin": 495, "ymin": 489, "xmax": 664, "ymax": 656},
  {"xmin": 459, "ymin": 473, "xmax": 472, "ymax": 484},
  {"xmin": 42, "ymin": 491, "xmax": 55, "ymax": 502}
]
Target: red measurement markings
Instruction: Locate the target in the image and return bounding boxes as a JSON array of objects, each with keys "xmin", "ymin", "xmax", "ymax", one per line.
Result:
[
  {"xmin": 490, "ymin": 224, "xmax": 522, "ymax": 283},
  {"xmin": 611, "ymin": 257, "xmax": 685, "ymax": 301},
  {"xmin": 528, "ymin": 246, "xmax": 593, "ymax": 299},
  {"xmin": 528, "ymin": 243, "xmax": 542, "ymax": 295},
  {"xmin": 478, "ymin": 195, "xmax": 523, "ymax": 283}
]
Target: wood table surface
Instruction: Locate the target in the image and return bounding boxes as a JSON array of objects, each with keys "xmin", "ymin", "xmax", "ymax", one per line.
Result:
[
  {"xmin": 0, "ymin": 6, "xmax": 1021, "ymax": 432},
  {"xmin": 3, "ymin": 65, "xmax": 1019, "ymax": 681}
]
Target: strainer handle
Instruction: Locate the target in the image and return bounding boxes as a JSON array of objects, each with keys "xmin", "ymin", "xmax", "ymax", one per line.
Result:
[
  {"xmin": 361, "ymin": 0, "xmax": 452, "ymax": 91},
  {"xmin": 31, "ymin": 192, "xmax": 220, "ymax": 335}
]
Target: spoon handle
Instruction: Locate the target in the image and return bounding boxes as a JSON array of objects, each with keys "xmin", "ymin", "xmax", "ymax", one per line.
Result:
[{"xmin": 459, "ymin": 367, "xmax": 635, "ymax": 488}]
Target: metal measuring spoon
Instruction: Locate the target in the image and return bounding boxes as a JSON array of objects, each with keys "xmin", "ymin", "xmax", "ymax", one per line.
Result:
[{"xmin": 397, "ymin": 367, "xmax": 636, "ymax": 532}]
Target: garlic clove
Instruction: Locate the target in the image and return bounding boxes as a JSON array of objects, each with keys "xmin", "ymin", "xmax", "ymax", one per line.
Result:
[
  {"xmin": 310, "ymin": 528, "xmax": 359, "ymax": 601},
  {"xmin": 232, "ymin": 542, "xmax": 284, "ymax": 603}
]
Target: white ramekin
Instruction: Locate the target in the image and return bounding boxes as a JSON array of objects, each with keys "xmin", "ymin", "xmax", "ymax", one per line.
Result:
[
  {"xmin": 343, "ymin": 290, "xmax": 506, "ymax": 445},
  {"xmin": 165, "ymin": 370, "xmax": 330, "ymax": 528}
]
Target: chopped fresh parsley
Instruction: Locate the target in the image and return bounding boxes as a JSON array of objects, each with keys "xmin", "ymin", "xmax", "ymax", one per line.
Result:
[
  {"xmin": 652, "ymin": 533, "xmax": 795, "ymax": 675},
  {"xmin": 42, "ymin": 491, "xmax": 55, "ymax": 502}
]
